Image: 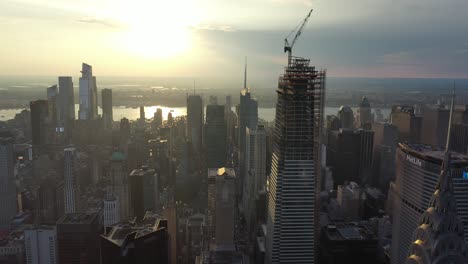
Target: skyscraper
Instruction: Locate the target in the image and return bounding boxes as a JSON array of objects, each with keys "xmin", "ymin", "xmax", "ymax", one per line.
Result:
[
  {"xmin": 225, "ymin": 95, "xmax": 233, "ymax": 141},
  {"xmin": 0, "ymin": 137, "xmax": 17, "ymax": 227},
  {"xmin": 110, "ymin": 151, "xmax": 129, "ymax": 221},
  {"xmin": 187, "ymin": 95, "xmax": 203, "ymax": 152},
  {"xmin": 24, "ymin": 226, "xmax": 57, "ymax": 264},
  {"xmin": 64, "ymin": 147, "xmax": 77, "ymax": 214},
  {"xmin": 30, "ymin": 100, "xmax": 49, "ymax": 146},
  {"xmin": 78, "ymin": 63, "xmax": 98, "ymax": 120},
  {"xmin": 100, "ymin": 212, "xmax": 169, "ymax": 264},
  {"xmin": 338, "ymin": 105, "xmax": 354, "ymax": 129},
  {"xmin": 58, "ymin": 76, "xmax": 75, "ymax": 138},
  {"xmin": 266, "ymin": 57, "xmax": 326, "ymax": 263},
  {"xmin": 139, "ymin": 106, "xmax": 145, "ymax": 125},
  {"xmin": 101, "ymin": 88, "xmax": 113, "ymax": 129},
  {"xmin": 154, "ymin": 108, "xmax": 163, "ymax": 129},
  {"xmin": 57, "ymin": 212, "xmax": 101, "ymax": 264},
  {"xmin": 205, "ymin": 104, "xmax": 226, "ymax": 168},
  {"xmin": 357, "ymin": 96, "xmax": 372, "ymax": 129},
  {"xmin": 129, "ymin": 166, "xmax": 157, "ymax": 220},
  {"xmin": 391, "ymin": 143, "xmax": 468, "ymax": 264},
  {"xmin": 46, "ymin": 85, "xmax": 59, "ymax": 128},
  {"xmin": 390, "ymin": 105, "xmax": 422, "ymax": 143},
  {"xmin": 405, "ymin": 91, "xmax": 468, "ymax": 264}
]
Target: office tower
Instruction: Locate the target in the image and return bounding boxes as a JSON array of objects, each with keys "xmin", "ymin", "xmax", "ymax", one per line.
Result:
[
  {"xmin": 187, "ymin": 95, "xmax": 203, "ymax": 152},
  {"xmin": 162, "ymin": 205, "xmax": 177, "ymax": 264},
  {"xmin": 338, "ymin": 105, "xmax": 354, "ymax": 129},
  {"xmin": 337, "ymin": 182, "xmax": 363, "ymax": 221},
  {"xmin": 238, "ymin": 87, "xmax": 258, "ymax": 192},
  {"xmin": 372, "ymin": 122, "xmax": 398, "ymax": 190},
  {"xmin": 327, "ymin": 129, "xmax": 374, "ymax": 186},
  {"xmin": 100, "ymin": 212, "xmax": 169, "ymax": 264},
  {"xmin": 205, "ymin": 105, "xmax": 226, "ymax": 168},
  {"xmin": 24, "ymin": 226, "xmax": 57, "ymax": 264},
  {"xmin": 405, "ymin": 94, "xmax": 467, "ymax": 264},
  {"xmin": 207, "ymin": 168, "xmax": 236, "ymax": 246},
  {"xmin": 120, "ymin": 118, "xmax": 131, "ymax": 144},
  {"xmin": 58, "ymin": 77, "xmax": 75, "ymax": 140},
  {"xmin": 139, "ymin": 106, "xmax": 145, "ymax": 124},
  {"xmin": 154, "ymin": 108, "xmax": 163, "ymax": 129},
  {"xmin": 30, "ymin": 100, "xmax": 49, "ymax": 145},
  {"xmin": 225, "ymin": 95, "xmax": 233, "ymax": 141},
  {"xmin": 110, "ymin": 151, "xmax": 129, "ymax": 221},
  {"xmin": 319, "ymin": 222, "xmax": 379, "ymax": 264},
  {"xmin": 451, "ymin": 123, "xmax": 468, "ymax": 154},
  {"xmin": 391, "ymin": 143, "xmax": 468, "ymax": 264},
  {"xmin": 103, "ymin": 195, "xmax": 119, "ymax": 230},
  {"xmin": 101, "ymin": 88, "xmax": 113, "ymax": 129},
  {"xmin": 243, "ymin": 125, "xmax": 267, "ymax": 234},
  {"xmin": 419, "ymin": 105, "xmax": 450, "ymax": 147},
  {"xmin": 390, "ymin": 105, "xmax": 422, "ymax": 143},
  {"xmin": 63, "ymin": 147, "xmax": 77, "ymax": 214},
  {"xmin": 357, "ymin": 96, "xmax": 372, "ymax": 129},
  {"xmin": 46, "ymin": 85, "xmax": 59, "ymax": 127},
  {"xmin": 266, "ymin": 57, "xmax": 326, "ymax": 263},
  {"xmin": 209, "ymin": 95, "xmax": 218, "ymax": 105},
  {"xmin": 185, "ymin": 213, "xmax": 207, "ymax": 263},
  {"xmin": 129, "ymin": 166, "xmax": 157, "ymax": 219},
  {"xmin": 167, "ymin": 112, "xmax": 173, "ymax": 126},
  {"xmin": 57, "ymin": 212, "xmax": 101, "ymax": 264},
  {"xmin": 78, "ymin": 63, "xmax": 98, "ymax": 120},
  {"xmin": 0, "ymin": 137, "xmax": 17, "ymax": 227},
  {"xmin": 36, "ymin": 177, "xmax": 64, "ymax": 224}
]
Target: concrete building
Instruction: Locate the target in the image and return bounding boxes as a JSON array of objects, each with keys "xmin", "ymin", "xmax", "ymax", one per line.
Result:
[
  {"xmin": 100, "ymin": 212, "xmax": 169, "ymax": 264},
  {"xmin": 78, "ymin": 63, "xmax": 98, "ymax": 120},
  {"xmin": 0, "ymin": 137, "xmax": 17, "ymax": 227},
  {"xmin": 337, "ymin": 182, "xmax": 364, "ymax": 221},
  {"xmin": 129, "ymin": 166, "xmax": 158, "ymax": 220},
  {"xmin": 101, "ymin": 88, "xmax": 113, "ymax": 129},
  {"xmin": 207, "ymin": 168, "xmax": 236, "ymax": 247},
  {"xmin": 205, "ymin": 105, "xmax": 226, "ymax": 168},
  {"xmin": 153, "ymin": 108, "xmax": 163, "ymax": 129},
  {"xmin": 110, "ymin": 151, "xmax": 129, "ymax": 221},
  {"xmin": 63, "ymin": 147, "xmax": 77, "ymax": 214},
  {"xmin": 266, "ymin": 57, "xmax": 326, "ymax": 263},
  {"xmin": 187, "ymin": 95, "xmax": 203, "ymax": 152},
  {"xmin": 357, "ymin": 97, "xmax": 372, "ymax": 129},
  {"xmin": 57, "ymin": 212, "xmax": 101, "ymax": 264},
  {"xmin": 327, "ymin": 129, "xmax": 374, "ymax": 186},
  {"xmin": 391, "ymin": 143, "xmax": 468, "ymax": 264},
  {"xmin": 338, "ymin": 106, "xmax": 354, "ymax": 130},
  {"xmin": 390, "ymin": 105, "xmax": 421, "ymax": 143},
  {"xmin": 58, "ymin": 76, "xmax": 75, "ymax": 137},
  {"xmin": 372, "ymin": 122, "xmax": 398, "ymax": 190},
  {"xmin": 24, "ymin": 226, "xmax": 57, "ymax": 264}
]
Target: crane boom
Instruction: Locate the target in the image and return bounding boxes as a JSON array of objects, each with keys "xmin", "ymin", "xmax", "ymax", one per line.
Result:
[{"xmin": 284, "ymin": 8, "xmax": 313, "ymax": 64}]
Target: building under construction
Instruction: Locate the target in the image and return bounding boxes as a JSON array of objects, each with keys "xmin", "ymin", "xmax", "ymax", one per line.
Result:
[{"xmin": 266, "ymin": 55, "xmax": 326, "ymax": 263}]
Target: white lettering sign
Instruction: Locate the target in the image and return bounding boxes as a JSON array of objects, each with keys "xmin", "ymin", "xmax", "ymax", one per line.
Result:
[{"xmin": 406, "ymin": 154, "xmax": 422, "ymax": 167}]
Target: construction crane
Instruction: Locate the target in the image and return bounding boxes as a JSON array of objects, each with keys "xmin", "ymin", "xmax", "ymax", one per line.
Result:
[{"xmin": 284, "ymin": 8, "xmax": 313, "ymax": 64}]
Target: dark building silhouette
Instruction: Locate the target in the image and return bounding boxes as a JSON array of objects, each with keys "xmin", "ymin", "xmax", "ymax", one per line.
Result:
[
  {"xmin": 58, "ymin": 76, "xmax": 75, "ymax": 139},
  {"xmin": 357, "ymin": 97, "xmax": 372, "ymax": 129},
  {"xmin": 101, "ymin": 89, "xmax": 113, "ymax": 129},
  {"xmin": 319, "ymin": 222, "xmax": 379, "ymax": 264},
  {"xmin": 100, "ymin": 212, "xmax": 169, "ymax": 264},
  {"xmin": 187, "ymin": 95, "xmax": 203, "ymax": 152},
  {"xmin": 338, "ymin": 106, "xmax": 354, "ymax": 130},
  {"xmin": 390, "ymin": 105, "xmax": 421, "ymax": 143},
  {"xmin": 30, "ymin": 100, "xmax": 48, "ymax": 146},
  {"xmin": 129, "ymin": 167, "xmax": 157, "ymax": 219},
  {"xmin": 57, "ymin": 212, "xmax": 101, "ymax": 264},
  {"xmin": 420, "ymin": 105, "xmax": 449, "ymax": 147},
  {"xmin": 153, "ymin": 108, "xmax": 163, "ymax": 129},
  {"xmin": 451, "ymin": 123, "xmax": 468, "ymax": 154},
  {"xmin": 372, "ymin": 122, "xmax": 398, "ymax": 190},
  {"xmin": 327, "ymin": 129, "xmax": 374, "ymax": 186},
  {"xmin": 205, "ymin": 105, "xmax": 227, "ymax": 168}
]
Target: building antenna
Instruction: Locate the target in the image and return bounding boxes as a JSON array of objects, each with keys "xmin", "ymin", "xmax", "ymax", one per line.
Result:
[{"xmin": 244, "ymin": 57, "xmax": 247, "ymax": 90}]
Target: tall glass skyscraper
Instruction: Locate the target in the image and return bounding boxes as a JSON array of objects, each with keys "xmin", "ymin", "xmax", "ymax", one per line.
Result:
[
  {"xmin": 78, "ymin": 63, "xmax": 98, "ymax": 120},
  {"xmin": 266, "ymin": 57, "xmax": 326, "ymax": 263}
]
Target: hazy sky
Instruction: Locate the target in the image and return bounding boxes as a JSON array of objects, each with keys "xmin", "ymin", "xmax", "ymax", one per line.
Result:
[{"xmin": 1, "ymin": 0, "xmax": 468, "ymax": 82}]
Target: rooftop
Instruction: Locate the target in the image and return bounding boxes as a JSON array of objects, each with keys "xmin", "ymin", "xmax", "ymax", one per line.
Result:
[
  {"xmin": 399, "ymin": 142, "xmax": 468, "ymax": 166},
  {"xmin": 102, "ymin": 212, "xmax": 167, "ymax": 247},
  {"xmin": 58, "ymin": 212, "xmax": 99, "ymax": 225},
  {"xmin": 323, "ymin": 222, "xmax": 377, "ymax": 242},
  {"xmin": 208, "ymin": 167, "xmax": 236, "ymax": 178}
]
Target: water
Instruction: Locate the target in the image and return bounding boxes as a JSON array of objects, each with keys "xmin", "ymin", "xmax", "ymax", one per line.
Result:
[{"xmin": 0, "ymin": 105, "xmax": 391, "ymax": 122}]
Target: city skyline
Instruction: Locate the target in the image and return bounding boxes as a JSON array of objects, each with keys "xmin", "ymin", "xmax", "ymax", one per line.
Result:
[{"xmin": 2, "ymin": 0, "xmax": 468, "ymax": 79}]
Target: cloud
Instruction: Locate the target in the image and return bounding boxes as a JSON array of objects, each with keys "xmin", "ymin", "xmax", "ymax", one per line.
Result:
[
  {"xmin": 191, "ymin": 24, "xmax": 237, "ymax": 32},
  {"xmin": 76, "ymin": 17, "xmax": 123, "ymax": 28}
]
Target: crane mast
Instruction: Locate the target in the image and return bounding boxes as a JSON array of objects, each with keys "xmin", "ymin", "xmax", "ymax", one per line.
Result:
[{"xmin": 284, "ymin": 8, "xmax": 313, "ymax": 65}]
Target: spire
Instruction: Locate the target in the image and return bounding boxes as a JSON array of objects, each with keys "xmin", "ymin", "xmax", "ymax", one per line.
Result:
[
  {"xmin": 439, "ymin": 82, "xmax": 455, "ymax": 192},
  {"xmin": 244, "ymin": 56, "xmax": 247, "ymax": 90}
]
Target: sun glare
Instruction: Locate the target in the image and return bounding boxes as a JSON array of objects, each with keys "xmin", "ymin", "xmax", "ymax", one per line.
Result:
[{"xmin": 112, "ymin": 0, "xmax": 200, "ymax": 59}]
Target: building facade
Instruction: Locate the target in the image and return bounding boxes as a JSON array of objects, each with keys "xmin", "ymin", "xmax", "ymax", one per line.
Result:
[
  {"xmin": 24, "ymin": 226, "xmax": 57, "ymax": 264},
  {"xmin": 78, "ymin": 63, "xmax": 98, "ymax": 120},
  {"xmin": 0, "ymin": 137, "xmax": 17, "ymax": 227},
  {"xmin": 266, "ymin": 57, "xmax": 326, "ymax": 263},
  {"xmin": 63, "ymin": 147, "xmax": 77, "ymax": 214}
]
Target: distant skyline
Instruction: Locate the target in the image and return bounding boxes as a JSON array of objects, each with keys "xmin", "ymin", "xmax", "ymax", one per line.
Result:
[{"xmin": 2, "ymin": 0, "xmax": 468, "ymax": 80}]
